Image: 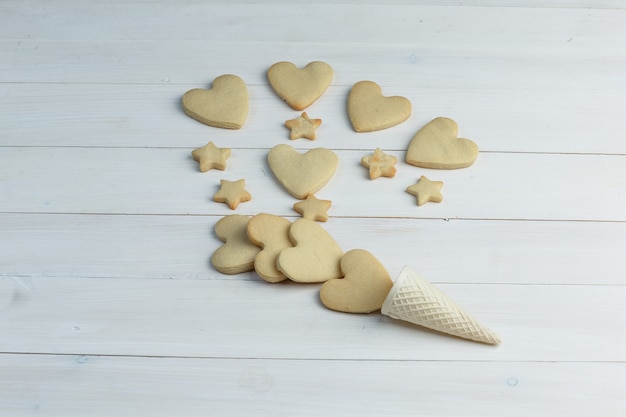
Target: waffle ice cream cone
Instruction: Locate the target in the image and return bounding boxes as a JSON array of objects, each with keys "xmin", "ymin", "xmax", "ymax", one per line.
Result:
[{"xmin": 381, "ymin": 266, "xmax": 501, "ymax": 345}]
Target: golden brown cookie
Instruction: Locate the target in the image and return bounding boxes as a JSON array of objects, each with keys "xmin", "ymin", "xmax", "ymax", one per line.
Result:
[
  {"xmin": 211, "ymin": 215, "xmax": 260, "ymax": 274},
  {"xmin": 320, "ymin": 249, "xmax": 393, "ymax": 313}
]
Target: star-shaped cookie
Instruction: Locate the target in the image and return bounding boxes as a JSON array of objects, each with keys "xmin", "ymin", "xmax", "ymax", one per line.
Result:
[
  {"xmin": 406, "ymin": 176, "xmax": 443, "ymax": 206},
  {"xmin": 213, "ymin": 179, "xmax": 251, "ymax": 210},
  {"xmin": 361, "ymin": 148, "xmax": 397, "ymax": 179},
  {"xmin": 284, "ymin": 112, "xmax": 322, "ymax": 140},
  {"xmin": 191, "ymin": 141, "xmax": 231, "ymax": 172},
  {"xmin": 293, "ymin": 195, "xmax": 332, "ymax": 222}
]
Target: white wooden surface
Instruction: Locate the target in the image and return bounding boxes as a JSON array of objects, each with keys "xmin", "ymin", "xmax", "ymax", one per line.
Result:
[{"xmin": 1, "ymin": 1, "xmax": 625, "ymax": 416}]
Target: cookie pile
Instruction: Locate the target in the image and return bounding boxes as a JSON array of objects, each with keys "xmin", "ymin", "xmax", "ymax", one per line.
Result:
[
  {"xmin": 212, "ymin": 213, "xmax": 392, "ymax": 315},
  {"xmin": 182, "ymin": 61, "xmax": 499, "ymax": 345}
]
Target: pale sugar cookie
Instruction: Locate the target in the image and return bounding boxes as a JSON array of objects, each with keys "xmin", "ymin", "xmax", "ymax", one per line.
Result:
[
  {"xmin": 247, "ymin": 213, "xmax": 293, "ymax": 283},
  {"xmin": 267, "ymin": 61, "xmax": 333, "ymax": 110},
  {"xmin": 348, "ymin": 81, "xmax": 411, "ymax": 132},
  {"xmin": 276, "ymin": 219, "xmax": 343, "ymax": 283},
  {"xmin": 406, "ymin": 117, "xmax": 478, "ymax": 169},
  {"xmin": 320, "ymin": 249, "xmax": 393, "ymax": 313},
  {"xmin": 211, "ymin": 215, "xmax": 260, "ymax": 274},
  {"xmin": 182, "ymin": 74, "xmax": 248, "ymax": 129}
]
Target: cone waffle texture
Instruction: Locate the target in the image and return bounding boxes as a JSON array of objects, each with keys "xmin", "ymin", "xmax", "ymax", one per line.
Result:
[{"xmin": 382, "ymin": 266, "xmax": 501, "ymax": 345}]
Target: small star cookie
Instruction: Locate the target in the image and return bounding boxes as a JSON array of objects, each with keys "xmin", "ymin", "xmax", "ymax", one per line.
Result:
[
  {"xmin": 214, "ymin": 179, "xmax": 251, "ymax": 210},
  {"xmin": 284, "ymin": 112, "xmax": 322, "ymax": 140},
  {"xmin": 406, "ymin": 176, "xmax": 443, "ymax": 206},
  {"xmin": 191, "ymin": 141, "xmax": 231, "ymax": 172},
  {"xmin": 293, "ymin": 195, "xmax": 332, "ymax": 222},
  {"xmin": 361, "ymin": 148, "xmax": 397, "ymax": 179}
]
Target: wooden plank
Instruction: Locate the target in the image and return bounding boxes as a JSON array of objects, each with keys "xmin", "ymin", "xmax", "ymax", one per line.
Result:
[
  {"xmin": 5, "ymin": 0, "xmax": 625, "ymax": 7},
  {"xmin": 3, "ymin": 37, "xmax": 626, "ymax": 88},
  {"xmin": 1, "ymin": 213, "xmax": 625, "ymax": 285},
  {"xmin": 0, "ymin": 353, "xmax": 624, "ymax": 417},
  {"xmin": 2, "ymin": 71, "xmax": 626, "ymax": 154},
  {"xmin": 1, "ymin": 277, "xmax": 624, "ymax": 361},
  {"xmin": 2, "ymin": 2, "xmax": 626, "ymax": 43},
  {"xmin": 1, "ymin": 147, "xmax": 625, "ymax": 221}
]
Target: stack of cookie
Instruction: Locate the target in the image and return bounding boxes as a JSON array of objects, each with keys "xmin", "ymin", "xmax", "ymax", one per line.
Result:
[{"xmin": 211, "ymin": 212, "xmax": 500, "ymax": 345}]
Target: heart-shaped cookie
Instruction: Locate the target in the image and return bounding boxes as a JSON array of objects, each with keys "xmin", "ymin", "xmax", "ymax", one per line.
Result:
[
  {"xmin": 320, "ymin": 249, "xmax": 393, "ymax": 313},
  {"xmin": 347, "ymin": 81, "xmax": 412, "ymax": 132},
  {"xmin": 182, "ymin": 74, "xmax": 248, "ymax": 129},
  {"xmin": 267, "ymin": 61, "xmax": 333, "ymax": 110},
  {"xmin": 247, "ymin": 213, "xmax": 293, "ymax": 283},
  {"xmin": 406, "ymin": 117, "xmax": 478, "ymax": 169},
  {"xmin": 276, "ymin": 219, "xmax": 343, "ymax": 283},
  {"xmin": 211, "ymin": 214, "xmax": 260, "ymax": 275},
  {"xmin": 267, "ymin": 144, "xmax": 338, "ymax": 199}
]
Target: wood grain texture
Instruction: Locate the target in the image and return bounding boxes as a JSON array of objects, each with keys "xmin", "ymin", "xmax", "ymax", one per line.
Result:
[
  {"xmin": 2, "ymin": 147, "xmax": 625, "ymax": 221},
  {"xmin": 1, "ymin": 354, "xmax": 624, "ymax": 417},
  {"xmin": 3, "ymin": 82, "xmax": 626, "ymax": 154},
  {"xmin": 3, "ymin": 2, "xmax": 626, "ymax": 43},
  {"xmin": 1, "ymin": 277, "xmax": 625, "ymax": 362},
  {"xmin": 1, "ymin": 213, "xmax": 625, "ymax": 285},
  {"xmin": 1, "ymin": 1, "xmax": 625, "ymax": 416}
]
